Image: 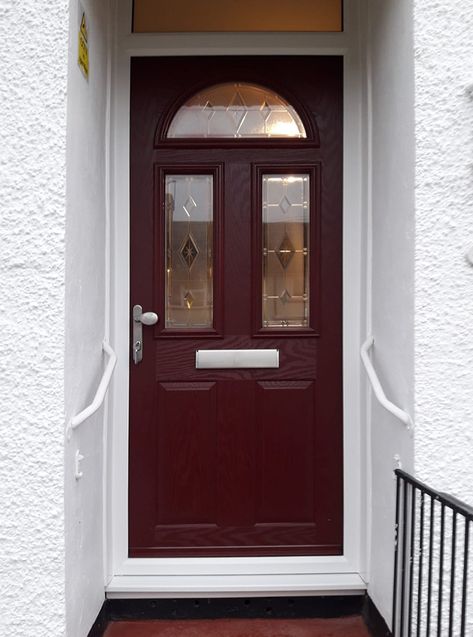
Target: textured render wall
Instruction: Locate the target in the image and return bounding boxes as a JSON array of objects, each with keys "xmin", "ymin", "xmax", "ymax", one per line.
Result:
[
  {"xmin": 413, "ymin": 3, "xmax": 473, "ymax": 631},
  {"xmin": 0, "ymin": 1, "xmax": 69, "ymax": 636},
  {"xmin": 414, "ymin": 2, "xmax": 473, "ymax": 502},
  {"xmin": 65, "ymin": 1, "xmax": 111, "ymax": 636},
  {"xmin": 365, "ymin": 0, "xmax": 416, "ymax": 625}
]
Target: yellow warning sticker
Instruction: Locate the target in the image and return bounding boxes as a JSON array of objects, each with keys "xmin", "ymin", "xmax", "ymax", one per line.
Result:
[
  {"xmin": 78, "ymin": 11, "xmax": 89, "ymax": 80},
  {"xmin": 80, "ymin": 12, "xmax": 88, "ymax": 40}
]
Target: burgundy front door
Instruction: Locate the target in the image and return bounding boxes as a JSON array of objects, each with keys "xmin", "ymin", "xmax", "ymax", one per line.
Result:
[{"xmin": 129, "ymin": 57, "xmax": 343, "ymax": 558}]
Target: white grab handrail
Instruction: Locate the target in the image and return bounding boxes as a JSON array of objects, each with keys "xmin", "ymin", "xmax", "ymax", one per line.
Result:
[
  {"xmin": 361, "ymin": 335, "xmax": 414, "ymax": 431},
  {"xmin": 68, "ymin": 340, "xmax": 117, "ymax": 436}
]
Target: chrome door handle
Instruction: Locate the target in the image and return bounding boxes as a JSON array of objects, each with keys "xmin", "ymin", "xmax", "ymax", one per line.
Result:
[
  {"xmin": 132, "ymin": 304, "xmax": 159, "ymax": 364},
  {"xmin": 139, "ymin": 311, "xmax": 159, "ymax": 326}
]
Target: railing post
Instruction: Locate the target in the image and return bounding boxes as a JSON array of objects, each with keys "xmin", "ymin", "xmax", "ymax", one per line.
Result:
[
  {"xmin": 460, "ymin": 518, "xmax": 470, "ymax": 636},
  {"xmin": 400, "ymin": 479, "xmax": 409, "ymax": 637},
  {"xmin": 416, "ymin": 492, "xmax": 425, "ymax": 637},
  {"xmin": 393, "ymin": 472, "xmax": 401, "ymax": 636},
  {"xmin": 407, "ymin": 485, "xmax": 416, "ymax": 637}
]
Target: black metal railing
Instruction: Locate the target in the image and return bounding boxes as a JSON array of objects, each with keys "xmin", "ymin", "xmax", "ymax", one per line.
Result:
[{"xmin": 393, "ymin": 469, "xmax": 473, "ymax": 636}]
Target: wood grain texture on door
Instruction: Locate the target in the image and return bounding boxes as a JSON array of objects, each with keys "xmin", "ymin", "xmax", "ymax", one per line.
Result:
[{"xmin": 129, "ymin": 57, "xmax": 343, "ymax": 557}]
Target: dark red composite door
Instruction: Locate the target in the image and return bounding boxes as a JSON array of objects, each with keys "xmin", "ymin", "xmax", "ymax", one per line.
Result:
[{"xmin": 129, "ymin": 57, "xmax": 343, "ymax": 558}]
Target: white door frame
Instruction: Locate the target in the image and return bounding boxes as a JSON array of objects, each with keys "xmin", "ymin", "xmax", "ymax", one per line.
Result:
[{"xmin": 106, "ymin": 0, "xmax": 370, "ymax": 597}]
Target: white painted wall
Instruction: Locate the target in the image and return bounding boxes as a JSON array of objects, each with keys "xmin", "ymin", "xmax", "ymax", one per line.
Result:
[
  {"xmin": 65, "ymin": 0, "xmax": 112, "ymax": 636},
  {"xmin": 0, "ymin": 1, "xmax": 69, "ymax": 635},
  {"xmin": 364, "ymin": 0, "xmax": 416, "ymax": 625},
  {"xmin": 414, "ymin": 1, "xmax": 473, "ymax": 502}
]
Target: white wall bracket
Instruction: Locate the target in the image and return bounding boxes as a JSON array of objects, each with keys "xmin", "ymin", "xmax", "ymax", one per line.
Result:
[
  {"xmin": 393, "ymin": 453, "xmax": 403, "ymax": 479},
  {"xmin": 75, "ymin": 450, "xmax": 84, "ymax": 480}
]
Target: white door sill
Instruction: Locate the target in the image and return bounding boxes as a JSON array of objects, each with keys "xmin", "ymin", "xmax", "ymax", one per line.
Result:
[{"xmin": 106, "ymin": 573, "xmax": 367, "ymax": 599}]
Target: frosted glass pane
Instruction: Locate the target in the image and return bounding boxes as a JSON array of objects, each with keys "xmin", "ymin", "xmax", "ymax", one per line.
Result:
[
  {"xmin": 165, "ymin": 175, "xmax": 213, "ymax": 328},
  {"xmin": 167, "ymin": 83, "xmax": 306, "ymax": 139},
  {"xmin": 133, "ymin": 0, "xmax": 343, "ymax": 33},
  {"xmin": 262, "ymin": 175, "xmax": 310, "ymax": 328}
]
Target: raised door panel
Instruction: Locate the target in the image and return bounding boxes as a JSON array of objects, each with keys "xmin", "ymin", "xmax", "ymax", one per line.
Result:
[
  {"xmin": 256, "ymin": 380, "xmax": 315, "ymax": 524},
  {"xmin": 156, "ymin": 382, "xmax": 217, "ymax": 526}
]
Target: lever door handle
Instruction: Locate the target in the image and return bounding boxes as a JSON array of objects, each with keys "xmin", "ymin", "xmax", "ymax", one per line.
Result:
[
  {"xmin": 132, "ymin": 305, "xmax": 159, "ymax": 364},
  {"xmin": 138, "ymin": 311, "xmax": 159, "ymax": 326}
]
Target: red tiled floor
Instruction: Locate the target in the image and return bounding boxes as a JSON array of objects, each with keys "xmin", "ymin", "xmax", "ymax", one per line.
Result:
[{"xmin": 104, "ymin": 616, "xmax": 370, "ymax": 637}]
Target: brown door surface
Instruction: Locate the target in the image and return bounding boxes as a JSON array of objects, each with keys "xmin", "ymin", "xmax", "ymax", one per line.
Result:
[{"xmin": 129, "ymin": 57, "xmax": 343, "ymax": 557}]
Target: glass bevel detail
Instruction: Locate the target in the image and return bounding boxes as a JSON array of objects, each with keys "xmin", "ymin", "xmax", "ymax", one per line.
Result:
[
  {"xmin": 275, "ymin": 232, "xmax": 296, "ymax": 269},
  {"xmin": 167, "ymin": 82, "xmax": 307, "ymax": 139},
  {"xmin": 180, "ymin": 234, "xmax": 199, "ymax": 269},
  {"xmin": 262, "ymin": 174, "xmax": 310, "ymax": 328},
  {"xmin": 165, "ymin": 175, "xmax": 213, "ymax": 329}
]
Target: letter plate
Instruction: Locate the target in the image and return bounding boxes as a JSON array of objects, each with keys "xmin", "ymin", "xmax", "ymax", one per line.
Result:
[{"xmin": 196, "ymin": 349, "xmax": 279, "ymax": 369}]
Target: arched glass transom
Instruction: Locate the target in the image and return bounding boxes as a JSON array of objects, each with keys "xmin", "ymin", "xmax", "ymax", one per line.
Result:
[{"xmin": 167, "ymin": 82, "xmax": 307, "ymax": 139}]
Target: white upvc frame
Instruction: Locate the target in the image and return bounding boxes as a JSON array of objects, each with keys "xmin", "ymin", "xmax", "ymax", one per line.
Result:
[{"xmin": 106, "ymin": 0, "xmax": 369, "ymax": 596}]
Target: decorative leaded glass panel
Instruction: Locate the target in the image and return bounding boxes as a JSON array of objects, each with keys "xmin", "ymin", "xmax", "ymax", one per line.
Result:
[
  {"xmin": 167, "ymin": 83, "xmax": 307, "ymax": 139},
  {"xmin": 165, "ymin": 175, "xmax": 213, "ymax": 328},
  {"xmin": 262, "ymin": 175, "xmax": 310, "ymax": 328}
]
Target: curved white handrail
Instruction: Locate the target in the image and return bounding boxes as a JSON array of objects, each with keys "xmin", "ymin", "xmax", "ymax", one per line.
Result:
[
  {"xmin": 361, "ymin": 335, "xmax": 414, "ymax": 431},
  {"xmin": 68, "ymin": 340, "xmax": 117, "ymax": 436}
]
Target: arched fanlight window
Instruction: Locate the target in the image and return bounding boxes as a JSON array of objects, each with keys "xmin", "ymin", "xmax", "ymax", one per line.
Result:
[{"xmin": 167, "ymin": 82, "xmax": 307, "ymax": 139}]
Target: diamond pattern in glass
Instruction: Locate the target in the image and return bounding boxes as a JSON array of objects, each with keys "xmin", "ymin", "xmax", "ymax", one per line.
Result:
[
  {"xmin": 228, "ymin": 90, "xmax": 247, "ymax": 132},
  {"xmin": 180, "ymin": 234, "xmax": 199, "ymax": 269},
  {"xmin": 183, "ymin": 195, "xmax": 197, "ymax": 217},
  {"xmin": 167, "ymin": 82, "xmax": 307, "ymax": 139},
  {"xmin": 184, "ymin": 291, "xmax": 195, "ymax": 309},
  {"xmin": 165, "ymin": 175, "xmax": 214, "ymax": 329},
  {"xmin": 279, "ymin": 289, "xmax": 292, "ymax": 305},
  {"xmin": 202, "ymin": 101, "xmax": 215, "ymax": 122},
  {"xmin": 261, "ymin": 101, "xmax": 271, "ymax": 120},
  {"xmin": 262, "ymin": 174, "xmax": 310, "ymax": 328},
  {"xmin": 276, "ymin": 233, "xmax": 296, "ymax": 269},
  {"xmin": 279, "ymin": 195, "xmax": 292, "ymax": 215},
  {"xmin": 229, "ymin": 90, "xmax": 246, "ymax": 109}
]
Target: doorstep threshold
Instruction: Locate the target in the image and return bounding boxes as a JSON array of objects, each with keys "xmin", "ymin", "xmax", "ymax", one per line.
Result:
[{"xmin": 106, "ymin": 573, "xmax": 367, "ymax": 599}]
